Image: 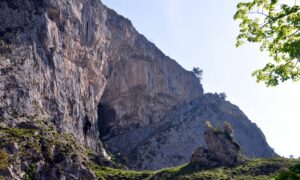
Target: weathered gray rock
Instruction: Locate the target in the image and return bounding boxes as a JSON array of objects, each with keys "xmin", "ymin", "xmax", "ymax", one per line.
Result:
[
  {"xmin": 190, "ymin": 147, "xmax": 212, "ymax": 166},
  {"xmin": 0, "ymin": 121, "xmax": 97, "ymax": 180},
  {"xmin": 190, "ymin": 121, "xmax": 245, "ymax": 168},
  {"xmin": 2, "ymin": 142, "xmax": 19, "ymax": 154},
  {"xmin": 106, "ymin": 94, "xmax": 276, "ymax": 170},
  {"xmin": 0, "ymin": 0, "xmax": 110, "ymax": 156},
  {"xmin": 0, "ymin": 0, "xmax": 203, "ymax": 170},
  {"xmin": 0, "ymin": 0, "xmax": 275, "ymax": 173},
  {"xmin": 0, "ymin": 0, "xmax": 202, "ymax": 154}
]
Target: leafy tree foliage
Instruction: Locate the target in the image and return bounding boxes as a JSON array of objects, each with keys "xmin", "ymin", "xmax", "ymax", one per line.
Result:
[{"xmin": 234, "ymin": 0, "xmax": 300, "ymax": 86}]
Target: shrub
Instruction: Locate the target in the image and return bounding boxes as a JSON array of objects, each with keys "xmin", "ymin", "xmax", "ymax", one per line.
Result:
[
  {"xmin": 275, "ymin": 164, "xmax": 300, "ymax": 180},
  {"xmin": 223, "ymin": 121, "xmax": 233, "ymax": 135},
  {"xmin": 219, "ymin": 92, "xmax": 227, "ymax": 100},
  {"xmin": 192, "ymin": 67, "xmax": 203, "ymax": 82},
  {"xmin": 0, "ymin": 38, "xmax": 12, "ymax": 54},
  {"xmin": 0, "ymin": 150, "xmax": 9, "ymax": 170}
]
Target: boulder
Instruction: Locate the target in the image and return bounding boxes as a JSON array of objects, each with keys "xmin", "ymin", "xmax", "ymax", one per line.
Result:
[
  {"xmin": 3, "ymin": 142, "xmax": 19, "ymax": 154},
  {"xmin": 190, "ymin": 121, "xmax": 245, "ymax": 168}
]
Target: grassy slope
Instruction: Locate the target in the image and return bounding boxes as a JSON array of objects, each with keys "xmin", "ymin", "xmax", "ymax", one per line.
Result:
[
  {"xmin": 0, "ymin": 116, "xmax": 299, "ymax": 179},
  {"xmin": 91, "ymin": 158, "xmax": 300, "ymax": 180}
]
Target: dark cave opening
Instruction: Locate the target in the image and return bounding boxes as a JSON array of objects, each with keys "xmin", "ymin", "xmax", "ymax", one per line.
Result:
[
  {"xmin": 97, "ymin": 103, "xmax": 116, "ymax": 138},
  {"xmin": 83, "ymin": 115, "xmax": 91, "ymax": 135}
]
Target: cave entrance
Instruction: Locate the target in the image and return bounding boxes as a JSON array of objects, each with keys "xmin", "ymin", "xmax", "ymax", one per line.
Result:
[{"xmin": 97, "ymin": 103, "xmax": 116, "ymax": 138}]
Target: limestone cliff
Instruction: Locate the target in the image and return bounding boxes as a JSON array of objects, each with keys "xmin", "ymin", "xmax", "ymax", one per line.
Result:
[
  {"xmin": 0, "ymin": 0, "xmax": 110, "ymax": 155},
  {"xmin": 113, "ymin": 93, "xmax": 275, "ymax": 170},
  {"xmin": 0, "ymin": 0, "xmax": 275, "ymax": 173}
]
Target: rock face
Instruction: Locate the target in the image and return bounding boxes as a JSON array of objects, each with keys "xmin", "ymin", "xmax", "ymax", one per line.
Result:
[
  {"xmin": 120, "ymin": 94, "xmax": 275, "ymax": 170},
  {"xmin": 0, "ymin": 0, "xmax": 275, "ymax": 173},
  {"xmin": 190, "ymin": 121, "xmax": 245, "ymax": 168},
  {"xmin": 0, "ymin": 119, "xmax": 97, "ymax": 180},
  {"xmin": 0, "ymin": 0, "xmax": 201, "ymax": 152},
  {"xmin": 0, "ymin": 0, "xmax": 110, "ymax": 156}
]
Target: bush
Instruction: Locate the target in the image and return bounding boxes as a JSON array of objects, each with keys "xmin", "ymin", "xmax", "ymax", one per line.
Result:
[
  {"xmin": 192, "ymin": 67, "xmax": 203, "ymax": 82},
  {"xmin": 219, "ymin": 92, "xmax": 227, "ymax": 100},
  {"xmin": 0, "ymin": 38, "xmax": 12, "ymax": 54},
  {"xmin": 223, "ymin": 121, "xmax": 233, "ymax": 135},
  {"xmin": 275, "ymin": 164, "xmax": 300, "ymax": 180},
  {"xmin": 0, "ymin": 150, "xmax": 9, "ymax": 170}
]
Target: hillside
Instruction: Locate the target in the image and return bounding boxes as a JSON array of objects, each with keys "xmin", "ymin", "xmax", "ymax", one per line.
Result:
[
  {"xmin": 0, "ymin": 121, "xmax": 299, "ymax": 179},
  {"xmin": 0, "ymin": 0, "xmax": 288, "ymax": 179},
  {"xmin": 93, "ymin": 158, "xmax": 300, "ymax": 180}
]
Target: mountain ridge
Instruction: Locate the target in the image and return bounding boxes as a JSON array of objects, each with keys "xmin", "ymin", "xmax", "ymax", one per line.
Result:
[{"xmin": 0, "ymin": 0, "xmax": 275, "ymax": 176}]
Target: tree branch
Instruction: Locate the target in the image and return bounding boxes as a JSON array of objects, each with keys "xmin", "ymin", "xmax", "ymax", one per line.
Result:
[{"xmin": 249, "ymin": 11, "xmax": 272, "ymax": 18}]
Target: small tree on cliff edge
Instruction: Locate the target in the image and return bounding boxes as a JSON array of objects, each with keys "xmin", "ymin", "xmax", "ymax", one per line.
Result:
[
  {"xmin": 234, "ymin": 0, "xmax": 300, "ymax": 86},
  {"xmin": 193, "ymin": 67, "xmax": 203, "ymax": 82},
  {"xmin": 219, "ymin": 92, "xmax": 227, "ymax": 100}
]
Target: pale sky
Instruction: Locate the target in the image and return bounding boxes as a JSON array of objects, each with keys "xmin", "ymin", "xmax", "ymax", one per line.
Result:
[{"xmin": 102, "ymin": 0, "xmax": 300, "ymax": 158}]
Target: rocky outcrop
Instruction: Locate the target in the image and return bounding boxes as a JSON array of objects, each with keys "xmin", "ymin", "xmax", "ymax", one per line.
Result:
[
  {"xmin": 98, "ymin": 12, "xmax": 204, "ymax": 138},
  {"xmin": 0, "ymin": 118, "xmax": 98, "ymax": 180},
  {"xmin": 0, "ymin": 0, "xmax": 111, "ymax": 156},
  {"xmin": 0, "ymin": 0, "xmax": 202, "ymax": 153},
  {"xmin": 0, "ymin": 0, "xmax": 275, "ymax": 174},
  {"xmin": 117, "ymin": 94, "xmax": 275, "ymax": 170},
  {"xmin": 190, "ymin": 121, "xmax": 245, "ymax": 168}
]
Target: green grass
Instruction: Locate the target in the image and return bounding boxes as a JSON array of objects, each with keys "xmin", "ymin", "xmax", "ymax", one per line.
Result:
[
  {"xmin": 0, "ymin": 127, "xmax": 36, "ymax": 139},
  {"xmin": 89, "ymin": 162, "xmax": 154, "ymax": 179},
  {"xmin": 88, "ymin": 158, "xmax": 300, "ymax": 180},
  {"xmin": 0, "ymin": 122, "xmax": 90, "ymax": 178},
  {"xmin": 151, "ymin": 158, "xmax": 300, "ymax": 180}
]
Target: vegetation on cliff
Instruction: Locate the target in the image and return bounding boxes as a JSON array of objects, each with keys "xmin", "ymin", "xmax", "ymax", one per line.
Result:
[
  {"xmin": 0, "ymin": 117, "xmax": 299, "ymax": 179},
  {"xmin": 0, "ymin": 114, "xmax": 100, "ymax": 179},
  {"xmin": 0, "ymin": 0, "xmax": 299, "ymax": 179}
]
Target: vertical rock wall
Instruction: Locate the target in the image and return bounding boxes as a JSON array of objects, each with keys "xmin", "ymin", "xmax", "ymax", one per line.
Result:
[
  {"xmin": 0, "ymin": 0, "xmax": 110, "ymax": 153},
  {"xmin": 0, "ymin": 0, "xmax": 275, "ymax": 171}
]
